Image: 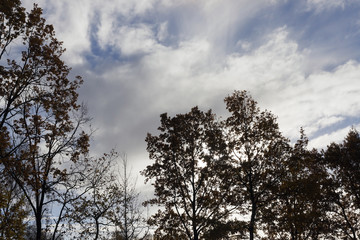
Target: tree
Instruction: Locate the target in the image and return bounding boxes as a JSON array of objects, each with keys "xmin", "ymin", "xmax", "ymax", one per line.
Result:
[
  {"xmin": 112, "ymin": 154, "xmax": 149, "ymax": 240},
  {"xmin": 69, "ymin": 151, "xmax": 121, "ymax": 240},
  {"xmin": 142, "ymin": 107, "xmax": 233, "ymax": 240},
  {"xmin": 0, "ymin": 1, "xmax": 90, "ymax": 239},
  {"xmin": 264, "ymin": 130, "xmax": 332, "ymax": 239},
  {"xmin": 224, "ymin": 90, "xmax": 290, "ymax": 240},
  {"xmin": 0, "ymin": 0, "xmax": 25, "ymax": 62},
  {"xmin": 0, "ymin": 172, "xmax": 29, "ymax": 240},
  {"xmin": 323, "ymin": 128, "xmax": 360, "ymax": 239},
  {"xmin": 48, "ymin": 153, "xmax": 95, "ymax": 240}
]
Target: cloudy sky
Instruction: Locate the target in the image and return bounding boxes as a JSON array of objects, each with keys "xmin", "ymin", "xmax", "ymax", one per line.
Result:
[{"xmin": 23, "ymin": 0, "xmax": 360, "ymax": 192}]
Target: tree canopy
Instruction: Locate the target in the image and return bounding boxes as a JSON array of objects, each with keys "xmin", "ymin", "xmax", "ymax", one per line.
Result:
[
  {"xmin": 143, "ymin": 107, "xmax": 232, "ymax": 239},
  {"xmin": 143, "ymin": 91, "xmax": 360, "ymax": 240}
]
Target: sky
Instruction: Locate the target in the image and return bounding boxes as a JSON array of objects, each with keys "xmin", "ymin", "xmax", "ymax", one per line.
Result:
[{"xmin": 22, "ymin": 0, "xmax": 360, "ymax": 195}]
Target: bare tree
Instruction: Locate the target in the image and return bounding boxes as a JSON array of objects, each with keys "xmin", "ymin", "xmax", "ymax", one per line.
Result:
[
  {"xmin": 69, "ymin": 151, "xmax": 121, "ymax": 240},
  {"xmin": 112, "ymin": 154, "xmax": 149, "ymax": 240}
]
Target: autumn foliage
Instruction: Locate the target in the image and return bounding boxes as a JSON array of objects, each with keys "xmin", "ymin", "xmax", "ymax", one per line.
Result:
[
  {"xmin": 1, "ymin": 1, "xmax": 360, "ymax": 240},
  {"xmin": 144, "ymin": 91, "xmax": 360, "ymax": 239}
]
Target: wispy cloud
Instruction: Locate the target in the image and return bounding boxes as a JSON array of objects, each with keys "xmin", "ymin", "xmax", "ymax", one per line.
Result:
[{"xmin": 306, "ymin": 0, "xmax": 351, "ymax": 13}]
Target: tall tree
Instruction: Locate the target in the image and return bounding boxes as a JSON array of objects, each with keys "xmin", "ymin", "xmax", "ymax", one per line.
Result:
[
  {"xmin": 142, "ymin": 107, "xmax": 233, "ymax": 240},
  {"xmin": 264, "ymin": 130, "xmax": 332, "ymax": 239},
  {"xmin": 0, "ymin": 1, "xmax": 90, "ymax": 239},
  {"xmin": 323, "ymin": 128, "xmax": 360, "ymax": 239},
  {"xmin": 224, "ymin": 90, "xmax": 289, "ymax": 240}
]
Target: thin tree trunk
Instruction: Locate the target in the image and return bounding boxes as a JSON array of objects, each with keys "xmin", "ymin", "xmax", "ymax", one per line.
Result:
[
  {"xmin": 249, "ymin": 207, "xmax": 256, "ymax": 240},
  {"xmin": 124, "ymin": 157, "xmax": 129, "ymax": 240},
  {"xmin": 52, "ymin": 198, "xmax": 67, "ymax": 240},
  {"xmin": 95, "ymin": 217, "xmax": 100, "ymax": 240},
  {"xmin": 249, "ymin": 172, "xmax": 256, "ymax": 240}
]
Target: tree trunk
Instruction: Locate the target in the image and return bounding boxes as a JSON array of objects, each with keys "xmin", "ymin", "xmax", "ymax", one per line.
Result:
[
  {"xmin": 249, "ymin": 191, "xmax": 257, "ymax": 240},
  {"xmin": 95, "ymin": 217, "xmax": 100, "ymax": 240},
  {"xmin": 194, "ymin": 233, "xmax": 199, "ymax": 240},
  {"xmin": 36, "ymin": 212, "xmax": 42, "ymax": 240},
  {"xmin": 249, "ymin": 200, "xmax": 258, "ymax": 240}
]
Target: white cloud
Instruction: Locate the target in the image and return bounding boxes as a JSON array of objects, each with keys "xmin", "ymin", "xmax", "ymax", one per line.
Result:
[
  {"xmin": 260, "ymin": 58, "xmax": 360, "ymax": 140},
  {"xmin": 22, "ymin": 0, "xmax": 288, "ymax": 65},
  {"xmin": 115, "ymin": 25, "xmax": 165, "ymax": 56},
  {"xmin": 236, "ymin": 40, "xmax": 252, "ymax": 51},
  {"xmin": 309, "ymin": 123, "xmax": 360, "ymax": 149},
  {"xmin": 306, "ymin": 0, "xmax": 354, "ymax": 13},
  {"xmin": 23, "ymin": 0, "xmax": 161, "ymax": 64},
  {"xmin": 19, "ymin": 0, "xmax": 360, "ymax": 177},
  {"xmin": 92, "ymin": 0, "xmax": 156, "ymax": 18},
  {"xmin": 305, "ymin": 116, "xmax": 345, "ymax": 136},
  {"xmin": 93, "ymin": 0, "xmax": 158, "ymax": 49},
  {"xmin": 194, "ymin": 27, "xmax": 360, "ymax": 144},
  {"xmin": 95, "ymin": 26, "xmax": 360, "ymax": 148}
]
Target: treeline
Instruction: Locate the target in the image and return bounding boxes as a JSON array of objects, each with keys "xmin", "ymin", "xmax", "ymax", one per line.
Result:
[
  {"xmin": 143, "ymin": 91, "xmax": 360, "ymax": 240},
  {"xmin": 1, "ymin": 1, "xmax": 359, "ymax": 240}
]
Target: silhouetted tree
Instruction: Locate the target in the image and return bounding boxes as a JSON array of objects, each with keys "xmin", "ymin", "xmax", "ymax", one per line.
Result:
[
  {"xmin": 264, "ymin": 129, "xmax": 332, "ymax": 239},
  {"xmin": 323, "ymin": 129, "xmax": 360, "ymax": 239},
  {"xmin": 143, "ymin": 107, "xmax": 233, "ymax": 240},
  {"xmin": 224, "ymin": 91, "xmax": 290, "ymax": 240}
]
